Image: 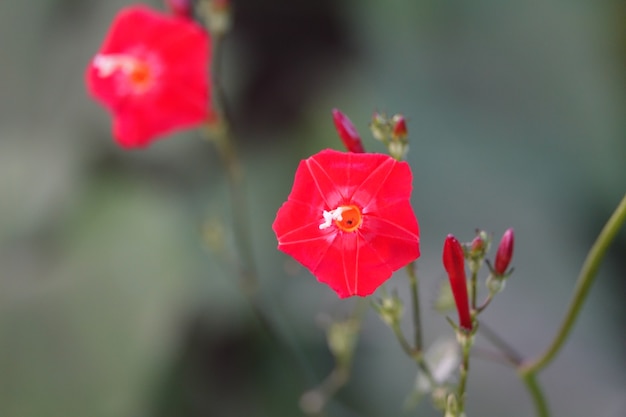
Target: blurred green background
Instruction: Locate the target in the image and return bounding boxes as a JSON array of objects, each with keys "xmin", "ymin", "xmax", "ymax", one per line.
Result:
[{"xmin": 1, "ymin": 0, "xmax": 625, "ymax": 416}]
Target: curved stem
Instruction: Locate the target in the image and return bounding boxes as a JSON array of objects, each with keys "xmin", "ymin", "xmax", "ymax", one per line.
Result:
[
  {"xmin": 519, "ymin": 372, "xmax": 549, "ymax": 417},
  {"xmin": 519, "ymin": 193, "xmax": 626, "ymax": 375},
  {"xmin": 516, "ymin": 193, "xmax": 626, "ymax": 417}
]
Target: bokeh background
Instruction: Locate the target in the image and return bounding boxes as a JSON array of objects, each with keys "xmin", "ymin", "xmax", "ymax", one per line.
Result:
[{"xmin": 1, "ymin": 0, "xmax": 625, "ymax": 416}]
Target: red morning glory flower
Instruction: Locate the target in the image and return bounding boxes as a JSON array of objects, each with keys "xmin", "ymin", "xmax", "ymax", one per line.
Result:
[
  {"xmin": 272, "ymin": 149, "xmax": 420, "ymax": 298},
  {"xmin": 86, "ymin": 5, "xmax": 211, "ymax": 148}
]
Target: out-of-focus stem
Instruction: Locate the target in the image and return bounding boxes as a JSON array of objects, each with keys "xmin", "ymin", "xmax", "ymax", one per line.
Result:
[
  {"xmin": 300, "ymin": 299, "xmax": 367, "ymax": 415},
  {"xmin": 406, "ymin": 261, "xmax": 423, "ymax": 352},
  {"xmin": 390, "ymin": 322, "xmax": 436, "ymax": 387},
  {"xmin": 202, "ymin": 2, "xmax": 258, "ymax": 296},
  {"xmin": 478, "ymin": 322, "xmax": 523, "ymax": 366},
  {"xmin": 470, "ymin": 269, "xmax": 478, "ymax": 310}
]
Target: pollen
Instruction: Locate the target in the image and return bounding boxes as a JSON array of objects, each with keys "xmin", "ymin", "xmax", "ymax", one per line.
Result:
[{"xmin": 319, "ymin": 205, "xmax": 362, "ymax": 232}]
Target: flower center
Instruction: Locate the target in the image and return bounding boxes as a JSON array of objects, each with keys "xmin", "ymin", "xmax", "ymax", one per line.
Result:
[
  {"xmin": 319, "ymin": 205, "xmax": 362, "ymax": 232},
  {"xmin": 93, "ymin": 53, "xmax": 155, "ymax": 93}
]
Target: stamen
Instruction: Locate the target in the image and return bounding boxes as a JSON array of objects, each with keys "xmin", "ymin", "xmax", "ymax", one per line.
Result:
[
  {"xmin": 319, "ymin": 207, "xmax": 346, "ymax": 230},
  {"xmin": 93, "ymin": 54, "xmax": 136, "ymax": 77},
  {"xmin": 92, "ymin": 53, "xmax": 155, "ymax": 93}
]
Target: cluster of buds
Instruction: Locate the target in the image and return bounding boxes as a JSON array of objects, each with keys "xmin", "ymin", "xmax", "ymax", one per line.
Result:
[
  {"xmin": 370, "ymin": 112, "xmax": 409, "ymax": 160},
  {"xmin": 464, "ymin": 229, "xmax": 491, "ymax": 274},
  {"xmin": 442, "ymin": 229, "xmax": 515, "ymax": 338}
]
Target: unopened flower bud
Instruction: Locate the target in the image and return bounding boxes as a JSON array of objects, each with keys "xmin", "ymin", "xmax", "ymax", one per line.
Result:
[
  {"xmin": 200, "ymin": 0, "xmax": 232, "ymax": 35},
  {"xmin": 443, "ymin": 235, "xmax": 472, "ymax": 331},
  {"xmin": 466, "ymin": 229, "xmax": 490, "ymax": 274},
  {"xmin": 494, "ymin": 228, "xmax": 514, "ymax": 276},
  {"xmin": 370, "ymin": 111, "xmax": 388, "ymax": 142},
  {"xmin": 372, "ymin": 292, "xmax": 404, "ymax": 327},
  {"xmin": 370, "ymin": 111, "xmax": 410, "ymax": 160},
  {"xmin": 165, "ymin": 0, "xmax": 193, "ymax": 18},
  {"xmin": 332, "ymin": 109, "xmax": 365, "ymax": 153},
  {"xmin": 391, "ymin": 114, "xmax": 408, "ymax": 140},
  {"xmin": 327, "ymin": 319, "xmax": 359, "ymax": 367}
]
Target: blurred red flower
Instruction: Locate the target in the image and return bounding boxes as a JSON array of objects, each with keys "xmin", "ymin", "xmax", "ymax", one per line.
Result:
[
  {"xmin": 273, "ymin": 149, "xmax": 420, "ymax": 298},
  {"xmin": 86, "ymin": 5, "xmax": 210, "ymax": 148}
]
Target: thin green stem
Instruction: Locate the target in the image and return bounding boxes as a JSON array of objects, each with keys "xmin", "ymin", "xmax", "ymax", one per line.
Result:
[
  {"xmin": 519, "ymin": 193, "xmax": 626, "ymax": 375},
  {"xmin": 516, "ymin": 193, "xmax": 626, "ymax": 417},
  {"xmin": 478, "ymin": 322, "xmax": 523, "ymax": 366},
  {"xmin": 202, "ymin": 8, "xmax": 258, "ymax": 296},
  {"xmin": 470, "ymin": 269, "xmax": 478, "ymax": 310},
  {"xmin": 519, "ymin": 372, "xmax": 549, "ymax": 417},
  {"xmin": 406, "ymin": 262, "xmax": 423, "ymax": 352},
  {"xmin": 390, "ymin": 321, "xmax": 436, "ymax": 387},
  {"xmin": 300, "ymin": 299, "xmax": 367, "ymax": 415},
  {"xmin": 456, "ymin": 340, "xmax": 471, "ymax": 413}
]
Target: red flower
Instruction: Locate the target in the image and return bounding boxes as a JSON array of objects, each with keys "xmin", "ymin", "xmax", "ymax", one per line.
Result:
[
  {"xmin": 272, "ymin": 149, "xmax": 420, "ymax": 298},
  {"xmin": 494, "ymin": 228, "xmax": 514, "ymax": 276},
  {"xmin": 443, "ymin": 234, "xmax": 472, "ymax": 331},
  {"xmin": 86, "ymin": 5, "xmax": 210, "ymax": 148},
  {"xmin": 332, "ymin": 109, "xmax": 365, "ymax": 153}
]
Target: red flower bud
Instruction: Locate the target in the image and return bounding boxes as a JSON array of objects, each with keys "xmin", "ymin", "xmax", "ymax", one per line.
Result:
[
  {"xmin": 494, "ymin": 228, "xmax": 514, "ymax": 275},
  {"xmin": 332, "ymin": 109, "xmax": 365, "ymax": 153},
  {"xmin": 165, "ymin": 0, "xmax": 193, "ymax": 18},
  {"xmin": 470, "ymin": 235, "xmax": 484, "ymax": 253},
  {"xmin": 443, "ymin": 234, "xmax": 472, "ymax": 331},
  {"xmin": 391, "ymin": 114, "xmax": 408, "ymax": 140}
]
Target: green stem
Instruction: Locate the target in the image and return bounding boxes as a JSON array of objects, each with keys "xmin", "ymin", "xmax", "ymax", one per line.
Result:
[
  {"xmin": 457, "ymin": 340, "xmax": 471, "ymax": 413},
  {"xmin": 406, "ymin": 262, "xmax": 423, "ymax": 352},
  {"xmin": 516, "ymin": 193, "xmax": 626, "ymax": 417},
  {"xmin": 519, "ymin": 193, "xmax": 626, "ymax": 375},
  {"xmin": 478, "ymin": 321, "xmax": 523, "ymax": 366},
  {"xmin": 202, "ymin": 9, "xmax": 258, "ymax": 296},
  {"xmin": 519, "ymin": 372, "xmax": 549, "ymax": 417},
  {"xmin": 390, "ymin": 322, "xmax": 436, "ymax": 387},
  {"xmin": 470, "ymin": 269, "xmax": 478, "ymax": 310}
]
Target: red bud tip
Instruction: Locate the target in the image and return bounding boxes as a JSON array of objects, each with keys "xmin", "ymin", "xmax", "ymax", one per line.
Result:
[
  {"xmin": 470, "ymin": 235, "xmax": 484, "ymax": 253},
  {"xmin": 332, "ymin": 109, "xmax": 365, "ymax": 153},
  {"xmin": 494, "ymin": 228, "xmax": 514, "ymax": 275},
  {"xmin": 165, "ymin": 0, "xmax": 193, "ymax": 18},
  {"xmin": 443, "ymin": 234, "xmax": 472, "ymax": 331},
  {"xmin": 391, "ymin": 114, "xmax": 408, "ymax": 140}
]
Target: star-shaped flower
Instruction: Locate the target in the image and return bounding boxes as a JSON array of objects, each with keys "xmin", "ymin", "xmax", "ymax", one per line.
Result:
[
  {"xmin": 86, "ymin": 5, "xmax": 211, "ymax": 148},
  {"xmin": 273, "ymin": 149, "xmax": 420, "ymax": 298}
]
